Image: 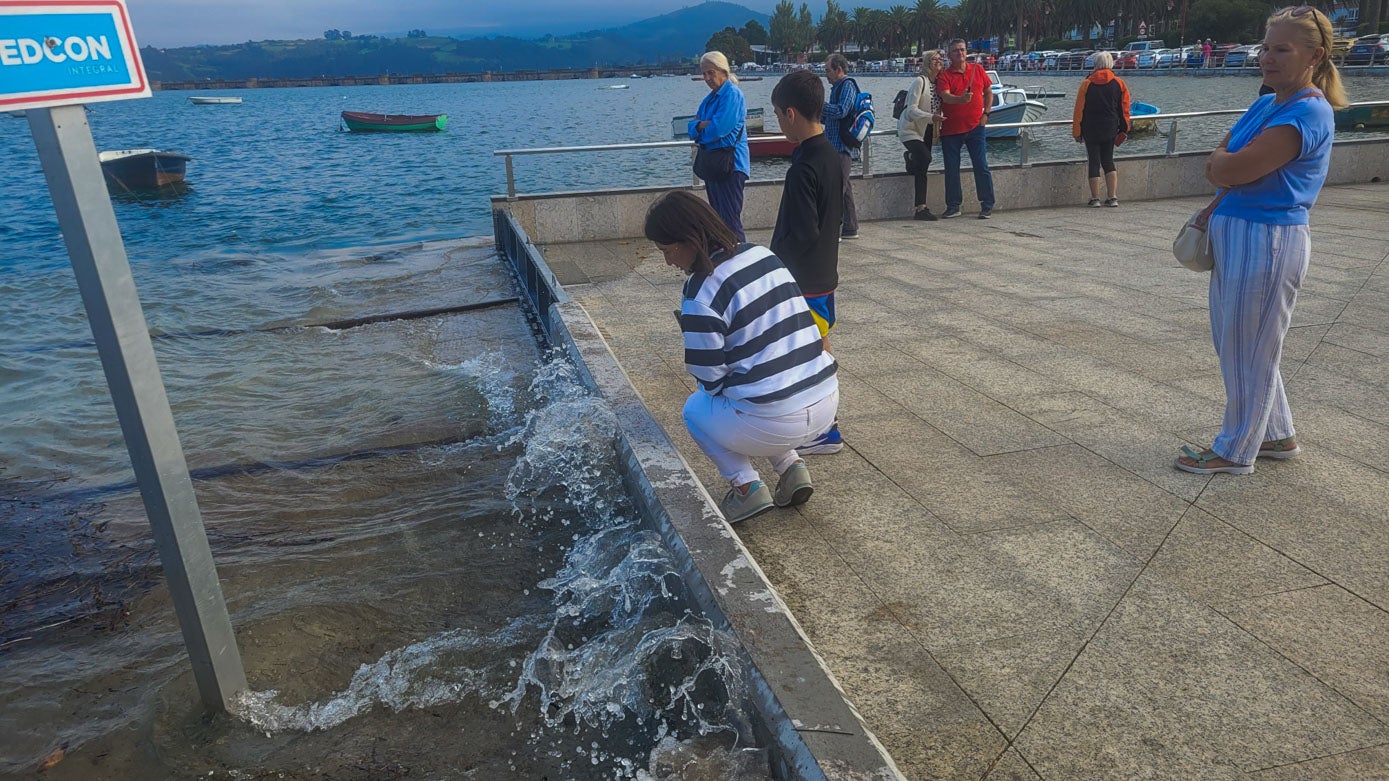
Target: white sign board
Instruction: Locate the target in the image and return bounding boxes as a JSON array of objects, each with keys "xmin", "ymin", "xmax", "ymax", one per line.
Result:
[{"xmin": 0, "ymin": 0, "xmax": 149, "ymax": 112}]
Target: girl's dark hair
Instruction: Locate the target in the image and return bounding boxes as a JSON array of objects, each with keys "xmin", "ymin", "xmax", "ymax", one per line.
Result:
[{"xmin": 643, "ymin": 191, "xmax": 739, "ymax": 275}]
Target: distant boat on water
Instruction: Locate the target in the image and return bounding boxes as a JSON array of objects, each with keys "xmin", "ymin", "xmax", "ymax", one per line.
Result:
[
  {"xmin": 1130, "ymin": 102, "xmax": 1161, "ymax": 133},
  {"xmin": 188, "ymin": 96, "xmax": 242, "ymax": 105},
  {"xmin": 98, "ymin": 149, "xmax": 191, "ymax": 191},
  {"xmin": 600, "ymin": 84, "xmax": 630, "ymax": 90},
  {"xmin": 340, "ymin": 111, "xmax": 447, "ymax": 132}
]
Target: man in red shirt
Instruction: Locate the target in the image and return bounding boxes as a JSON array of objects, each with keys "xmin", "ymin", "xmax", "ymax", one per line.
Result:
[{"xmin": 935, "ymin": 38, "xmax": 996, "ymax": 219}]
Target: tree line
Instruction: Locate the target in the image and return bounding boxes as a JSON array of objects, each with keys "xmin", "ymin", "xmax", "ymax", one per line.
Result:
[{"xmin": 706, "ymin": 0, "xmax": 1350, "ymax": 64}]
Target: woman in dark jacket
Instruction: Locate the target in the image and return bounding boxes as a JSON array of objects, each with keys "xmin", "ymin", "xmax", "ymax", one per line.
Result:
[{"xmin": 1072, "ymin": 52, "xmax": 1132, "ymax": 207}]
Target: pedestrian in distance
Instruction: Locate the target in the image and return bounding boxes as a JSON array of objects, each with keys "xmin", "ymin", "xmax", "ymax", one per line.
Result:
[
  {"xmin": 645, "ymin": 191, "xmax": 840, "ymax": 523},
  {"xmin": 769, "ymin": 69, "xmax": 847, "ymax": 456},
  {"xmin": 899, "ymin": 50, "xmax": 946, "ymax": 221},
  {"xmin": 936, "ymin": 38, "xmax": 996, "ymax": 219},
  {"xmin": 1072, "ymin": 51, "xmax": 1131, "ymax": 207},
  {"xmin": 1176, "ymin": 4, "xmax": 1349, "ymax": 476},
  {"xmin": 688, "ymin": 50, "xmax": 751, "ymax": 241},
  {"xmin": 820, "ymin": 53, "xmax": 861, "ymax": 240}
]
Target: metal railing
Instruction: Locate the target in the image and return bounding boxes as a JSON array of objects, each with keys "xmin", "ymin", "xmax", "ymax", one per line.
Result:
[{"xmin": 494, "ymin": 102, "xmax": 1389, "ymax": 198}]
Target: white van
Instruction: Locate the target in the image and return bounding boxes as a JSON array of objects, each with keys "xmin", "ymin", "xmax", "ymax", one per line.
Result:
[{"xmin": 1124, "ymin": 40, "xmax": 1162, "ymax": 52}]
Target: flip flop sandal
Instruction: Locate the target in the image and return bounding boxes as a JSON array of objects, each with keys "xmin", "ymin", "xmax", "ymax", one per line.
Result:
[
  {"xmin": 1257, "ymin": 437, "xmax": 1301, "ymax": 460},
  {"xmin": 1176, "ymin": 445, "xmax": 1255, "ymax": 475}
]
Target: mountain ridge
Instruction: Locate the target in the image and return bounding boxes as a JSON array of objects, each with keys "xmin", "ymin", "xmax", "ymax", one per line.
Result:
[{"xmin": 143, "ymin": 2, "xmax": 770, "ymax": 82}]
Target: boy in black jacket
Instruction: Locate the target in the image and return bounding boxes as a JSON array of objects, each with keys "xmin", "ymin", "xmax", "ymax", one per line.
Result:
[{"xmin": 770, "ymin": 69, "xmax": 845, "ymax": 455}]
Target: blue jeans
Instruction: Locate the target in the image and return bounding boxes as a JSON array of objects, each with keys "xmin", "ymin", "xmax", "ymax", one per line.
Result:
[{"xmin": 940, "ymin": 124, "xmax": 995, "ymax": 212}]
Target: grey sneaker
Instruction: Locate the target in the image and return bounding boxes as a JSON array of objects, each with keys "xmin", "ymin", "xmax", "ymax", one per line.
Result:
[
  {"xmin": 773, "ymin": 461, "xmax": 814, "ymax": 507},
  {"xmin": 1104, "ymin": 197, "xmax": 1120, "ymax": 207},
  {"xmin": 941, "ymin": 207, "xmax": 962, "ymax": 219},
  {"xmin": 978, "ymin": 208, "xmax": 993, "ymax": 219},
  {"xmin": 720, "ymin": 481, "xmax": 774, "ymax": 523}
]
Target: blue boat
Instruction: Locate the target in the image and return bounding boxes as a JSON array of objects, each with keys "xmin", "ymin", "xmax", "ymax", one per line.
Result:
[{"xmin": 1131, "ymin": 101, "xmax": 1160, "ymax": 133}]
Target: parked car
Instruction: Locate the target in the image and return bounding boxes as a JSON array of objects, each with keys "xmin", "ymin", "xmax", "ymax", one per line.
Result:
[
  {"xmin": 1331, "ymin": 37, "xmax": 1355, "ymax": 60},
  {"xmin": 1123, "ymin": 39, "xmax": 1163, "ymax": 52},
  {"xmin": 1155, "ymin": 48, "xmax": 1183, "ymax": 67},
  {"xmin": 1115, "ymin": 51, "xmax": 1139, "ymax": 69},
  {"xmin": 1198, "ymin": 42, "xmax": 1239, "ymax": 67},
  {"xmin": 1137, "ymin": 49, "xmax": 1161, "ymax": 68},
  {"xmin": 1347, "ymin": 33, "xmax": 1389, "ymax": 65},
  {"xmin": 1223, "ymin": 45, "xmax": 1257, "ymax": 68}
]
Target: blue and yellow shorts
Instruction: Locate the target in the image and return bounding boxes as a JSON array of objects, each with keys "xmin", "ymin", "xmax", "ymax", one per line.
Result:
[{"xmin": 803, "ymin": 292, "xmax": 836, "ymax": 338}]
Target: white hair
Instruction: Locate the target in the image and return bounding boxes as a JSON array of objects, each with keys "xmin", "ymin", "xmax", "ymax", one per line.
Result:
[
  {"xmin": 700, "ymin": 51, "xmax": 738, "ymax": 83},
  {"xmin": 1092, "ymin": 51, "xmax": 1114, "ymax": 70}
]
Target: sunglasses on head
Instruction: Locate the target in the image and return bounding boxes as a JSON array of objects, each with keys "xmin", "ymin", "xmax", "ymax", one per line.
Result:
[{"xmin": 1280, "ymin": 4, "xmax": 1319, "ymax": 17}]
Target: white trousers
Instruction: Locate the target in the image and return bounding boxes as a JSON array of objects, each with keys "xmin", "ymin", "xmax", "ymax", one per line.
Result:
[
  {"xmin": 1208, "ymin": 215, "xmax": 1309, "ymax": 465},
  {"xmin": 682, "ymin": 390, "xmax": 839, "ymax": 486}
]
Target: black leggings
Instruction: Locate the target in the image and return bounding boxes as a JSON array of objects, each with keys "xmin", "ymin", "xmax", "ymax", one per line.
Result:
[
  {"xmin": 1085, "ymin": 138, "xmax": 1116, "ymax": 178},
  {"xmin": 902, "ymin": 127, "xmax": 935, "ymax": 206}
]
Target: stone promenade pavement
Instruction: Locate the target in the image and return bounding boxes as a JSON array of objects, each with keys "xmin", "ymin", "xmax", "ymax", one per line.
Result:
[{"xmin": 542, "ymin": 183, "xmax": 1389, "ymax": 780}]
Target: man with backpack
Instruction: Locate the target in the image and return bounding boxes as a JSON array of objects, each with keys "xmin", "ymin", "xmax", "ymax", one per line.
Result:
[
  {"xmin": 821, "ymin": 53, "xmax": 862, "ymax": 240},
  {"xmin": 936, "ymin": 38, "xmax": 996, "ymax": 219}
]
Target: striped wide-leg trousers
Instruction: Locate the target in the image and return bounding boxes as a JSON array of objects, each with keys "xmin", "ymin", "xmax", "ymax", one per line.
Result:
[{"xmin": 1207, "ymin": 214, "xmax": 1310, "ymax": 465}]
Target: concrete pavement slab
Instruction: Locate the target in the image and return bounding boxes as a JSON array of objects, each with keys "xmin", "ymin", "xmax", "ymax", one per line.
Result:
[{"xmin": 557, "ymin": 183, "xmax": 1389, "ymax": 779}]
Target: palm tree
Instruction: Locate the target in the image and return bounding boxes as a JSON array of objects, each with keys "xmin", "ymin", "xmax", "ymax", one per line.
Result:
[
  {"xmin": 817, "ymin": 0, "xmax": 850, "ymax": 53},
  {"xmin": 911, "ymin": 0, "xmax": 946, "ymax": 53},
  {"xmin": 852, "ymin": 6, "xmax": 874, "ymax": 53},
  {"xmin": 888, "ymin": 5, "xmax": 913, "ymax": 56}
]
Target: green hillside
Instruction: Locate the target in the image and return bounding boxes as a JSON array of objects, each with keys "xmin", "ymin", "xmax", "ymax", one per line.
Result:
[{"xmin": 142, "ymin": 2, "xmax": 770, "ymax": 81}]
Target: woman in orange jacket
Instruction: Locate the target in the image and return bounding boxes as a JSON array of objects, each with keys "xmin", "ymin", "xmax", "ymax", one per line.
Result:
[{"xmin": 1072, "ymin": 52, "xmax": 1132, "ymax": 207}]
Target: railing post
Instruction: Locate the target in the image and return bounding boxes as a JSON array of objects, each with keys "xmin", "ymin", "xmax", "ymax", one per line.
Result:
[
  {"xmin": 691, "ymin": 146, "xmax": 700, "ymax": 187},
  {"xmin": 505, "ymin": 154, "xmax": 516, "ymax": 200},
  {"xmin": 1166, "ymin": 120, "xmax": 1180, "ymax": 156},
  {"xmin": 861, "ymin": 137, "xmax": 873, "ymax": 178},
  {"xmin": 1019, "ymin": 128, "xmax": 1031, "ymax": 167}
]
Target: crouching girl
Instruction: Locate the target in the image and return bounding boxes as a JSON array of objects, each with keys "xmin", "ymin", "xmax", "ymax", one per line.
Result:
[{"xmin": 645, "ymin": 191, "xmax": 840, "ymax": 523}]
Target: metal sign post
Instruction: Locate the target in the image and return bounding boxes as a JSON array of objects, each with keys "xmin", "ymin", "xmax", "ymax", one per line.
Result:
[{"xmin": 6, "ymin": 0, "xmax": 247, "ymax": 714}]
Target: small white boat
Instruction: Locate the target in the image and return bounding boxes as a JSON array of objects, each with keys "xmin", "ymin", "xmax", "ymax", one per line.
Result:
[
  {"xmin": 600, "ymin": 84, "xmax": 630, "ymax": 90},
  {"xmin": 671, "ymin": 107, "xmax": 765, "ymax": 138},
  {"xmin": 188, "ymin": 96, "xmax": 242, "ymax": 105},
  {"xmin": 985, "ymin": 70, "xmax": 1047, "ymax": 139}
]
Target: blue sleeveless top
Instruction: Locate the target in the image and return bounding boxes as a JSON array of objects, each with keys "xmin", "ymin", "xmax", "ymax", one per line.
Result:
[{"xmin": 1214, "ymin": 90, "xmax": 1334, "ymax": 226}]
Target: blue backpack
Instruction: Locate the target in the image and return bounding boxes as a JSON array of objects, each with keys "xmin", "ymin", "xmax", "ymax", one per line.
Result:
[{"xmin": 835, "ymin": 78, "xmax": 875, "ymax": 148}]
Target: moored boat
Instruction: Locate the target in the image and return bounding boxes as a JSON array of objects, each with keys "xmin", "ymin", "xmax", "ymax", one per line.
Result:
[
  {"xmin": 747, "ymin": 133, "xmax": 798, "ymax": 158},
  {"xmin": 340, "ymin": 111, "xmax": 448, "ymax": 132},
  {"xmin": 985, "ymin": 72, "xmax": 1047, "ymax": 139},
  {"xmin": 188, "ymin": 96, "xmax": 242, "ymax": 105},
  {"xmin": 1335, "ymin": 103, "xmax": 1389, "ymax": 130},
  {"xmin": 97, "ymin": 149, "xmax": 191, "ymax": 191},
  {"xmin": 671, "ymin": 107, "xmax": 765, "ymax": 138},
  {"xmin": 1130, "ymin": 101, "xmax": 1161, "ymax": 133}
]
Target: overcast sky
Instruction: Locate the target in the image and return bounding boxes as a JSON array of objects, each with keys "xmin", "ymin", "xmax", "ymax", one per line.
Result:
[{"xmin": 127, "ymin": 0, "xmax": 780, "ymax": 47}]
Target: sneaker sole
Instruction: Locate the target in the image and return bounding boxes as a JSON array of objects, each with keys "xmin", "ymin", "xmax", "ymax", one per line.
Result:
[
  {"xmin": 775, "ymin": 485, "xmax": 814, "ymax": 508},
  {"xmin": 796, "ymin": 443, "xmax": 844, "ymax": 455},
  {"xmin": 726, "ymin": 501, "xmax": 776, "ymax": 523},
  {"xmin": 1256, "ymin": 447, "xmax": 1301, "ymax": 460}
]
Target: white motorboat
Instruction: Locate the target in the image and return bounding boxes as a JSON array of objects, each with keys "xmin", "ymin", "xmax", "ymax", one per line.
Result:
[
  {"xmin": 188, "ymin": 96, "xmax": 242, "ymax": 105},
  {"xmin": 600, "ymin": 84, "xmax": 630, "ymax": 90},
  {"xmin": 984, "ymin": 70, "xmax": 1047, "ymax": 139}
]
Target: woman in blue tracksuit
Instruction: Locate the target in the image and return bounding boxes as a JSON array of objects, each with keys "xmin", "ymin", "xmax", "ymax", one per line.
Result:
[{"xmin": 689, "ymin": 50, "xmax": 751, "ymax": 240}]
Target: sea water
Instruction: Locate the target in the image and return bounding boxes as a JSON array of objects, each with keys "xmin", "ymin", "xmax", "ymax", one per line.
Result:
[{"xmin": 3, "ymin": 72, "xmax": 1386, "ymax": 777}]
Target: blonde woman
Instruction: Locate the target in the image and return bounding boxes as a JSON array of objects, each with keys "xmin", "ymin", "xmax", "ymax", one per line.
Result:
[
  {"xmin": 1177, "ymin": 5, "xmax": 1349, "ymax": 475},
  {"xmin": 898, "ymin": 51, "xmax": 945, "ymax": 220}
]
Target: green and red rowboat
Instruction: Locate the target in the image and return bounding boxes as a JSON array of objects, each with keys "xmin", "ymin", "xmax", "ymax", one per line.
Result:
[{"xmin": 341, "ymin": 111, "xmax": 448, "ymax": 132}]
